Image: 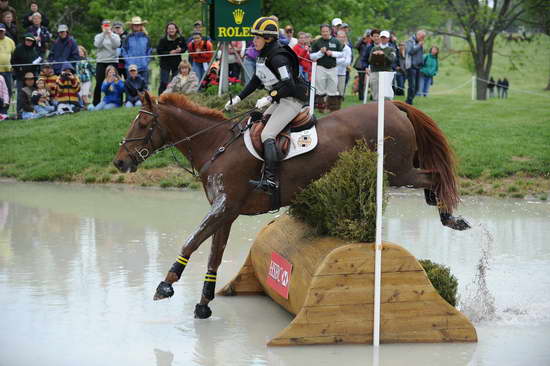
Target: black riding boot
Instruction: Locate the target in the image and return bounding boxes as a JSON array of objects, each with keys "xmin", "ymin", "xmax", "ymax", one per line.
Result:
[{"xmin": 249, "ymin": 138, "xmax": 279, "ymax": 193}]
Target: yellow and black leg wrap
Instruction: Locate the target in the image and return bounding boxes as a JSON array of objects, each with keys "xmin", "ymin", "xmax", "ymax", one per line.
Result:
[
  {"xmin": 169, "ymin": 256, "xmax": 189, "ymax": 279},
  {"xmin": 202, "ymin": 271, "xmax": 217, "ymax": 301}
]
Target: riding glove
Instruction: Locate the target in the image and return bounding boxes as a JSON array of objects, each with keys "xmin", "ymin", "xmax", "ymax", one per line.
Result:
[
  {"xmin": 224, "ymin": 96, "xmax": 241, "ymax": 110},
  {"xmin": 255, "ymin": 96, "xmax": 272, "ymax": 109}
]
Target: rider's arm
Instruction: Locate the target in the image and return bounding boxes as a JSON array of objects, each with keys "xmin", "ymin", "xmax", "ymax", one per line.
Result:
[{"xmin": 238, "ymin": 74, "xmax": 262, "ymax": 100}]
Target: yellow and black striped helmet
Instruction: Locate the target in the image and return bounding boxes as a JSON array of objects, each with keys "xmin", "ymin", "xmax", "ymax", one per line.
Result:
[{"xmin": 251, "ymin": 16, "xmax": 279, "ymax": 38}]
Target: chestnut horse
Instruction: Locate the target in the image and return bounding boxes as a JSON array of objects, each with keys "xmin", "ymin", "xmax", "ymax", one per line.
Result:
[{"xmin": 113, "ymin": 91, "xmax": 469, "ymax": 319}]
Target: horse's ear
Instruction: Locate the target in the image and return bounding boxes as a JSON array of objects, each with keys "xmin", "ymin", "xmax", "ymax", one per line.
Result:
[{"xmin": 142, "ymin": 90, "xmax": 153, "ymax": 108}]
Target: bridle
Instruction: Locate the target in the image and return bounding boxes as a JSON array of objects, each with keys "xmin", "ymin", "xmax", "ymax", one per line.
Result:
[
  {"xmin": 119, "ymin": 109, "xmax": 167, "ymax": 165},
  {"xmin": 119, "ymin": 105, "xmax": 258, "ymax": 176}
]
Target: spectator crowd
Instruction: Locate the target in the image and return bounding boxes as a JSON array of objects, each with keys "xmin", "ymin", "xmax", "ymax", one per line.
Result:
[{"xmin": 1, "ymin": 1, "xmax": 448, "ymax": 121}]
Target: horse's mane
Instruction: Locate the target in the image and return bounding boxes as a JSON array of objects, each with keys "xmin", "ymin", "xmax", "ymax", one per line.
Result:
[{"xmin": 157, "ymin": 93, "xmax": 226, "ymax": 121}]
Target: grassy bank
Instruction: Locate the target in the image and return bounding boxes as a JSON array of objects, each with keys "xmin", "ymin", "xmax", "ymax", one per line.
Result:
[{"xmin": 1, "ymin": 36, "xmax": 549, "ymax": 198}]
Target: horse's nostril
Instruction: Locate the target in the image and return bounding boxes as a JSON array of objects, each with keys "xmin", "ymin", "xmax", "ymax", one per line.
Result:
[{"xmin": 113, "ymin": 160, "xmax": 124, "ymax": 169}]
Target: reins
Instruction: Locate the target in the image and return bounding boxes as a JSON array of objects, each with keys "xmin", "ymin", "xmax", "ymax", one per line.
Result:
[{"xmin": 121, "ymin": 105, "xmax": 257, "ymax": 178}]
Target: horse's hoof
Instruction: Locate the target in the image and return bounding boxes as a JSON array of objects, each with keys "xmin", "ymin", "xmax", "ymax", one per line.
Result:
[
  {"xmin": 454, "ymin": 217, "xmax": 471, "ymax": 231},
  {"xmin": 444, "ymin": 216, "xmax": 471, "ymax": 231},
  {"xmin": 153, "ymin": 281, "xmax": 174, "ymax": 301},
  {"xmin": 194, "ymin": 304, "xmax": 212, "ymax": 319}
]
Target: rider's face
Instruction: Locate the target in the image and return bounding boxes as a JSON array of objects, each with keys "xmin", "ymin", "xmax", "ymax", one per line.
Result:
[{"xmin": 253, "ymin": 35, "xmax": 267, "ymax": 51}]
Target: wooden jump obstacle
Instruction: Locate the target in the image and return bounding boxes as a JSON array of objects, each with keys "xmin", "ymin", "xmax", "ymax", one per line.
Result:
[{"xmin": 219, "ymin": 214, "xmax": 477, "ymax": 346}]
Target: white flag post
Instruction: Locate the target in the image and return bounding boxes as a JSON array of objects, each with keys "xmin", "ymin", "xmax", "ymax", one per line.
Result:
[
  {"xmin": 373, "ymin": 71, "xmax": 388, "ymax": 347},
  {"xmin": 363, "ymin": 69, "xmax": 370, "ymax": 104},
  {"xmin": 309, "ymin": 61, "xmax": 317, "ymax": 116}
]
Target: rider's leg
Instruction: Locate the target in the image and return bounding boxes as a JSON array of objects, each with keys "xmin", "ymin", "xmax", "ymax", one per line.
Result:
[{"xmin": 250, "ymin": 98, "xmax": 302, "ymax": 191}]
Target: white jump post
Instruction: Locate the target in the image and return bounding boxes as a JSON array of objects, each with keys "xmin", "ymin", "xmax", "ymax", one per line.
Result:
[
  {"xmin": 309, "ymin": 61, "xmax": 317, "ymax": 116},
  {"xmin": 218, "ymin": 42, "xmax": 229, "ymax": 97},
  {"xmin": 373, "ymin": 71, "xmax": 389, "ymax": 347},
  {"xmin": 363, "ymin": 69, "xmax": 370, "ymax": 104}
]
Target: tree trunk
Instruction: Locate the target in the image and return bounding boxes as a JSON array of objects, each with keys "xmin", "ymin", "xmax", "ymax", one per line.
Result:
[
  {"xmin": 443, "ymin": 19, "xmax": 453, "ymax": 51},
  {"xmin": 472, "ymin": 35, "xmax": 495, "ymax": 100},
  {"xmin": 546, "ymin": 57, "xmax": 550, "ymax": 90}
]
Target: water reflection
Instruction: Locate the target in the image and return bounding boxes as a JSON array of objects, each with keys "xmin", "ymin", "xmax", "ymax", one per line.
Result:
[{"xmin": 0, "ymin": 182, "xmax": 549, "ymax": 366}]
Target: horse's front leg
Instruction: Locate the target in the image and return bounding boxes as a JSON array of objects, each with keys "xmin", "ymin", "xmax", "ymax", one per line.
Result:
[
  {"xmin": 194, "ymin": 219, "xmax": 234, "ymax": 319},
  {"xmin": 153, "ymin": 193, "xmax": 234, "ymax": 300}
]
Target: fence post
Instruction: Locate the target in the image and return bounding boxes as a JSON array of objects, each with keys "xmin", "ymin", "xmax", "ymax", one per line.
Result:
[
  {"xmin": 363, "ymin": 70, "xmax": 370, "ymax": 104},
  {"xmin": 471, "ymin": 75, "xmax": 476, "ymax": 101},
  {"xmin": 373, "ymin": 71, "xmax": 389, "ymax": 347},
  {"xmin": 309, "ymin": 61, "xmax": 317, "ymax": 116}
]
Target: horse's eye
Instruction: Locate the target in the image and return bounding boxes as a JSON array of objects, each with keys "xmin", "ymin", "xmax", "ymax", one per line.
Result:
[{"xmin": 138, "ymin": 121, "xmax": 148, "ymax": 129}]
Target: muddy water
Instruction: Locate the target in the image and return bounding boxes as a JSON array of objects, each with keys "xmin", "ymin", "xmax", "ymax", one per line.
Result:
[{"xmin": 0, "ymin": 182, "xmax": 549, "ymax": 366}]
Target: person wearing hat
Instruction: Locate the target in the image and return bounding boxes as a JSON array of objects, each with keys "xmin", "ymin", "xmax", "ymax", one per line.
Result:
[
  {"xmin": 26, "ymin": 12, "xmax": 51, "ymax": 58},
  {"xmin": 310, "ymin": 23, "xmax": 344, "ymax": 112},
  {"xmin": 54, "ymin": 62, "xmax": 81, "ymax": 114},
  {"xmin": 124, "ymin": 64, "xmax": 147, "ymax": 107},
  {"xmin": 331, "ymin": 18, "xmax": 342, "ymax": 37},
  {"xmin": 121, "ymin": 16, "xmax": 152, "ymax": 86},
  {"xmin": 20, "ymin": 72, "xmax": 39, "ymax": 119},
  {"xmin": 48, "ymin": 24, "xmax": 80, "ymax": 75},
  {"xmin": 224, "ymin": 16, "xmax": 309, "ymax": 194},
  {"xmin": 368, "ymin": 30, "xmax": 396, "ymax": 101},
  {"xmin": 0, "ymin": 23, "xmax": 15, "ymax": 106},
  {"xmin": 93, "ymin": 20, "xmax": 121, "ymax": 106},
  {"xmin": 11, "ymin": 33, "xmax": 40, "ymax": 118}
]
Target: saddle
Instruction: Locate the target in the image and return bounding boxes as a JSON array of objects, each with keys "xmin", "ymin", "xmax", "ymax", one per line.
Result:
[{"xmin": 247, "ymin": 107, "xmax": 317, "ymax": 159}]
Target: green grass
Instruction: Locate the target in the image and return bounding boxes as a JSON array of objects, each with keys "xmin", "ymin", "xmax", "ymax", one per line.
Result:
[{"xmin": 1, "ymin": 36, "xmax": 549, "ymax": 184}]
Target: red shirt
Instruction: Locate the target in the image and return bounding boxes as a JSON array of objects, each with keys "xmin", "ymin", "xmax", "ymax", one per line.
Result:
[
  {"xmin": 292, "ymin": 43, "xmax": 311, "ymax": 77},
  {"xmin": 188, "ymin": 40, "xmax": 213, "ymax": 64}
]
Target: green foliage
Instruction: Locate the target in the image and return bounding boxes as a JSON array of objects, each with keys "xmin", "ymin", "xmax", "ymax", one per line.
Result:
[
  {"xmin": 419, "ymin": 259, "xmax": 458, "ymax": 307},
  {"xmin": 289, "ymin": 140, "xmax": 388, "ymax": 243}
]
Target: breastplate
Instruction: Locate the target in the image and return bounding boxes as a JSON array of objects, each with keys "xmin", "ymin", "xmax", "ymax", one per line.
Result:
[{"xmin": 255, "ymin": 57, "xmax": 279, "ymax": 89}]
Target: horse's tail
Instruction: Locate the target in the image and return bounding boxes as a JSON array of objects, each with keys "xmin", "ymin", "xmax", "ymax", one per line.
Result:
[{"xmin": 391, "ymin": 100, "xmax": 460, "ymax": 212}]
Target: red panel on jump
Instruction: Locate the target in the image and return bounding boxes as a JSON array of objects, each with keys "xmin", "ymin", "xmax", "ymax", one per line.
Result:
[{"xmin": 266, "ymin": 251, "xmax": 293, "ymax": 299}]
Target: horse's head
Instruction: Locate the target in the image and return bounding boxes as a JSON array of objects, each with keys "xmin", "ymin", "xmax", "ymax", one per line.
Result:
[{"xmin": 113, "ymin": 91, "xmax": 168, "ymax": 173}]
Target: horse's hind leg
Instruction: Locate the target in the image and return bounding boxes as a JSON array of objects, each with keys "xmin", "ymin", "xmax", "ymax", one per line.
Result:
[
  {"xmin": 194, "ymin": 220, "xmax": 234, "ymax": 319},
  {"xmin": 395, "ymin": 168, "xmax": 471, "ymax": 231}
]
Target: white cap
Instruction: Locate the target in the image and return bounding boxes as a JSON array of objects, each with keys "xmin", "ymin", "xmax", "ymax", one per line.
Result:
[
  {"xmin": 380, "ymin": 30, "xmax": 390, "ymax": 38},
  {"xmin": 331, "ymin": 18, "xmax": 342, "ymax": 27}
]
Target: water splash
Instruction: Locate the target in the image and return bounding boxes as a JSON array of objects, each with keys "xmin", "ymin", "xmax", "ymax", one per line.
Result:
[{"xmin": 459, "ymin": 223, "xmax": 497, "ymax": 323}]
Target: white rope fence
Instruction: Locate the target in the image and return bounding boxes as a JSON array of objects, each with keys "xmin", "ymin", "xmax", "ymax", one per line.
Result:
[{"xmin": 3, "ymin": 49, "xmax": 217, "ymax": 68}]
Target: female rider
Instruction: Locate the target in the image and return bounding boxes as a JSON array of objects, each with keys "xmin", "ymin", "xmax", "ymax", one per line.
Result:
[{"xmin": 224, "ymin": 16, "xmax": 308, "ymax": 193}]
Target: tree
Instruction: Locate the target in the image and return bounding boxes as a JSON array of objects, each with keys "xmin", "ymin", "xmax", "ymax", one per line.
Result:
[
  {"xmin": 519, "ymin": 1, "xmax": 550, "ymax": 90},
  {"xmin": 437, "ymin": 0, "xmax": 545, "ymax": 100}
]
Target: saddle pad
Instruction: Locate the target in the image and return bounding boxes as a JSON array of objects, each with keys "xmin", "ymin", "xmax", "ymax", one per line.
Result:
[{"xmin": 244, "ymin": 122, "xmax": 318, "ymax": 161}]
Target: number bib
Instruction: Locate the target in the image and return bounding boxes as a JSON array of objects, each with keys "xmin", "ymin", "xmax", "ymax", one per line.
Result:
[{"xmin": 255, "ymin": 57, "xmax": 279, "ymax": 89}]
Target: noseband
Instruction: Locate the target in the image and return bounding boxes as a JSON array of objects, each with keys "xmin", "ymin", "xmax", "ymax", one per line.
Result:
[{"xmin": 119, "ymin": 109, "xmax": 166, "ymax": 164}]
